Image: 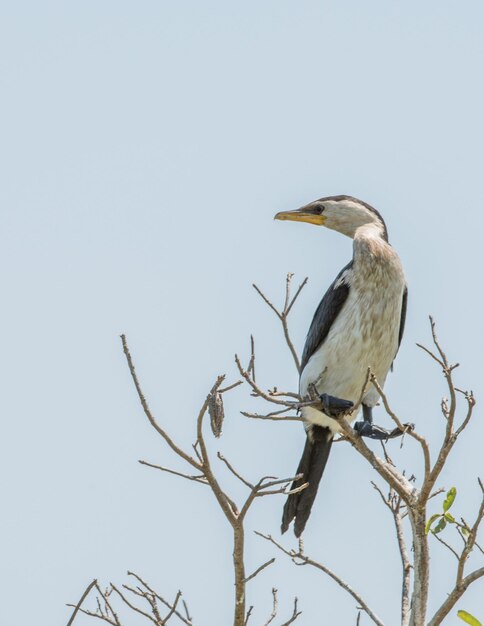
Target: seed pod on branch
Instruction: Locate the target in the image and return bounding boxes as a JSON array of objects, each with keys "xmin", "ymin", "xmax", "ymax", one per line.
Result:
[{"xmin": 209, "ymin": 392, "xmax": 225, "ymax": 438}]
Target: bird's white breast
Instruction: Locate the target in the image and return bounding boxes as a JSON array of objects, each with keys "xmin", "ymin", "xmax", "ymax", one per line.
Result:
[{"xmin": 300, "ymin": 237, "xmax": 405, "ymax": 433}]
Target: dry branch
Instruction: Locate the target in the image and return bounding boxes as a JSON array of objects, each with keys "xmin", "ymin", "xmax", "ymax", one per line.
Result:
[
  {"xmin": 256, "ymin": 532, "xmax": 385, "ymax": 626},
  {"xmin": 243, "ymin": 293, "xmax": 483, "ymax": 626},
  {"xmin": 253, "ymin": 273, "xmax": 308, "ymax": 374},
  {"xmin": 70, "ymin": 278, "xmax": 483, "ymax": 626},
  {"xmin": 66, "ymin": 579, "xmax": 98, "ymax": 626},
  {"xmin": 119, "ymin": 332, "xmax": 311, "ymax": 626}
]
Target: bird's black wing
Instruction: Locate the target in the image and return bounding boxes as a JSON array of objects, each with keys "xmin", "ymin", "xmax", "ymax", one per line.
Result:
[
  {"xmin": 398, "ymin": 286, "xmax": 408, "ymax": 350},
  {"xmin": 300, "ymin": 261, "xmax": 352, "ymax": 373},
  {"xmin": 390, "ymin": 285, "xmax": 408, "ymax": 371}
]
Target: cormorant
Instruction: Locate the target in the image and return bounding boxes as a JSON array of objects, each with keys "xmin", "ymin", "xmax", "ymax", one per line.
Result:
[{"xmin": 275, "ymin": 195, "xmax": 407, "ymax": 537}]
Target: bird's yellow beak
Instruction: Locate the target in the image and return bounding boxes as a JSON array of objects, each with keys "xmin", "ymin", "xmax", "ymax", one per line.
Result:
[{"xmin": 274, "ymin": 208, "xmax": 326, "ymax": 226}]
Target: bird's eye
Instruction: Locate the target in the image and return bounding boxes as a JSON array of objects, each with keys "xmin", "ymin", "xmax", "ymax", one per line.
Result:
[{"xmin": 318, "ymin": 205, "xmax": 325, "ymax": 214}]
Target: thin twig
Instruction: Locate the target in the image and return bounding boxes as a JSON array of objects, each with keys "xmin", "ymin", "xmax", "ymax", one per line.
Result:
[
  {"xmin": 219, "ymin": 380, "xmax": 243, "ymax": 394},
  {"xmin": 182, "ymin": 600, "xmax": 192, "ymax": 624},
  {"xmin": 239, "ymin": 474, "xmax": 307, "ymax": 520},
  {"xmin": 65, "ymin": 605, "xmax": 118, "ymax": 626},
  {"xmin": 243, "ymin": 558, "xmax": 276, "ymax": 583},
  {"xmin": 418, "ymin": 319, "xmax": 474, "ymax": 507},
  {"xmin": 110, "ymin": 584, "xmax": 156, "ymax": 624},
  {"xmin": 161, "ymin": 590, "xmax": 183, "ymax": 624},
  {"xmin": 241, "ymin": 412, "xmax": 304, "ymax": 422},
  {"xmin": 268, "ymin": 389, "xmax": 301, "ymax": 400},
  {"xmin": 252, "ymin": 274, "xmax": 307, "ymax": 374},
  {"xmin": 66, "ymin": 579, "xmax": 98, "ymax": 626},
  {"xmin": 370, "ymin": 374, "xmax": 431, "ymax": 484},
  {"xmin": 121, "ymin": 335, "xmax": 202, "ymax": 471},
  {"xmin": 138, "ymin": 460, "xmax": 208, "ymax": 484},
  {"xmin": 432, "ymin": 532, "xmax": 460, "ymax": 560},
  {"xmin": 454, "ymin": 390, "xmax": 476, "ymax": 437},
  {"xmin": 235, "ymin": 354, "xmax": 297, "ymax": 407},
  {"xmin": 95, "ymin": 584, "xmax": 121, "ymax": 626},
  {"xmin": 217, "ymin": 452, "xmax": 254, "ymax": 489},
  {"xmin": 126, "ymin": 573, "xmax": 192, "ymax": 625},
  {"xmin": 280, "ymin": 597, "xmax": 302, "ymax": 626},
  {"xmin": 286, "ymin": 276, "xmax": 308, "ymax": 316},
  {"xmin": 262, "ymin": 588, "xmax": 278, "ymax": 626},
  {"xmin": 427, "ymin": 567, "xmax": 484, "ymax": 626},
  {"xmin": 256, "ymin": 533, "xmax": 385, "ymax": 626},
  {"xmin": 248, "ymin": 335, "xmax": 256, "ymax": 381},
  {"xmin": 253, "ymin": 284, "xmax": 281, "ymax": 319}
]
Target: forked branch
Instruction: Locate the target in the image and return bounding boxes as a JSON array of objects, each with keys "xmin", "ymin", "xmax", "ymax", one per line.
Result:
[
  {"xmin": 70, "ymin": 279, "xmax": 482, "ymax": 626},
  {"xmin": 253, "ymin": 273, "xmax": 307, "ymax": 373},
  {"xmin": 118, "ymin": 333, "xmax": 307, "ymax": 626},
  {"xmin": 256, "ymin": 532, "xmax": 385, "ymax": 626},
  {"xmin": 247, "ymin": 310, "xmax": 482, "ymax": 626}
]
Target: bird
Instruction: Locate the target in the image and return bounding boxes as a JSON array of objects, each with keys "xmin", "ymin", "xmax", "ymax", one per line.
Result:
[{"xmin": 274, "ymin": 195, "xmax": 407, "ymax": 537}]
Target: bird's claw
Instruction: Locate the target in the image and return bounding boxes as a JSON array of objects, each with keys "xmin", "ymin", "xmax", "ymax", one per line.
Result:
[
  {"xmin": 354, "ymin": 421, "xmax": 415, "ymax": 440},
  {"xmin": 319, "ymin": 393, "xmax": 354, "ymax": 418}
]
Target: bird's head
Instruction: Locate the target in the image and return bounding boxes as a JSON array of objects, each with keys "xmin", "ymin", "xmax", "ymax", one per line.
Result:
[{"xmin": 274, "ymin": 195, "xmax": 388, "ymax": 241}]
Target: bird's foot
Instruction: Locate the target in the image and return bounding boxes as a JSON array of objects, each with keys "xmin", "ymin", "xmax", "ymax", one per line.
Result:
[
  {"xmin": 354, "ymin": 421, "xmax": 415, "ymax": 440},
  {"xmin": 319, "ymin": 393, "xmax": 354, "ymax": 418}
]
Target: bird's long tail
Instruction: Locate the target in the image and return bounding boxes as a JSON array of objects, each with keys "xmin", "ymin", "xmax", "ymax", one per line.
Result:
[{"xmin": 281, "ymin": 424, "xmax": 333, "ymax": 537}]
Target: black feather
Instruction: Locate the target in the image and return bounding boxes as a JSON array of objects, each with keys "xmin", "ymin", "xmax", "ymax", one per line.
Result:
[
  {"xmin": 281, "ymin": 425, "xmax": 333, "ymax": 537},
  {"xmin": 391, "ymin": 286, "xmax": 408, "ymax": 371},
  {"xmin": 398, "ymin": 286, "xmax": 408, "ymax": 350},
  {"xmin": 300, "ymin": 262, "xmax": 352, "ymax": 371}
]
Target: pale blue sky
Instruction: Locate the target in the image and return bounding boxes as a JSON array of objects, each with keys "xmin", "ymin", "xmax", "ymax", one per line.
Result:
[{"xmin": 1, "ymin": 1, "xmax": 483, "ymax": 624}]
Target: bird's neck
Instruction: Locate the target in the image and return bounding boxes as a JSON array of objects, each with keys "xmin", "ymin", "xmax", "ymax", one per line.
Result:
[{"xmin": 353, "ymin": 222, "xmax": 393, "ymax": 263}]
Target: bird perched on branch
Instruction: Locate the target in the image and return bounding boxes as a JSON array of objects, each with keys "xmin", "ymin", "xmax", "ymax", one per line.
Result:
[{"xmin": 275, "ymin": 195, "xmax": 407, "ymax": 537}]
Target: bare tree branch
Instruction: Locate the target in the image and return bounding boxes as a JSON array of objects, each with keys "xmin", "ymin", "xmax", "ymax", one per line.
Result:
[
  {"xmin": 286, "ymin": 275, "xmax": 308, "ymax": 316},
  {"xmin": 370, "ymin": 374, "xmax": 431, "ymax": 484},
  {"xmin": 243, "ymin": 558, "xmax": 276, "ymax": 584},
  {"xmin": 241, "ymin": 411, "xmax": 303, "ymax": 422},
  {"xmin": 219, "ymin": 380, "xmax": 243, "ymax": 394},
  {"xmin": 121, "ymin": 335, "xmax": 202, "ymax": 471},
  {"xmin": 235, "ymin": 354, "xmax": 298, "ymax": 407},
  {"xmin": 432, "ymin": 532, "xmax": 460, "ymax": 560},
  {"xmin": 73, "ymin": 283, "xmax": 482, "ymax": 626},
  {"xmin": 65, "ymin": 605, "xmax": 118, "ymax": 626},
  {"xmin": 161, "ymin": 591, "xmax": 183, "ymax": 625},
  {"xmin": 138, "ymin": 460, "xmax": 208, "ymax": 484},
  {"xmin": 253, "ymin": 273, "xmax": 308, "ymax": 374},
  {"xmin": 127, "ymin": 572, "xmax": 192, "ymax": 626},
  {"xmin": 256, "ymin": 532, "xmax": 385, "ymax": 626},
  {"xmin": 217, "ymin": 452, "xmax": 254, "ymax": 489},
  {"xmin": 262, "ymin": 588, "xmax": 278, "ymax": 626},
  {"xmin": 66, "ymin": 579, "xmax": 98, "ymax": 626},
  {"xmin": 110, "ymin": 584, "xmax": 157, "ymax": 624},
  {"xmin": 427, "ymin": 567, "xmax": 484, "ymax": 626},
  {"xmin": 371, "ymin": 483, "xmax": 411, "ymax": 626},
  {"xmin": 280, "ymin": 597, "xmax": 302, "ymax": 626}
]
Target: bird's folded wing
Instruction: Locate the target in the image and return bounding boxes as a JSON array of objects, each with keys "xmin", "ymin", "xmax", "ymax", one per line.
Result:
[{"xmin": 300, "ymin": 261, "xmax": 353, "ymax": 373}]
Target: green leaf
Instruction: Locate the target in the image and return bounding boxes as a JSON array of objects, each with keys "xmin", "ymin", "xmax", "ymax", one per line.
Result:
[
  {"xmin": 425, "ymin": 513, "xmax": 442, "ymax": 534},
  {"xmin": 457, "ymin": 609, "xmax": 482, "ymax": 625},
  {"xmin": 432, "ymin": 517, "xmax": 447, "ymax": 534},
  {"xmin": 443, "ymin": 487, "xmax": 457, "ymax": 512},
  {"xmin": 462, "ymin": 527, "xmax": 470, "ymax": 537},
  {"xmin": 444, "ymin": 512, "xmax": 456, "ymax": 523}
]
